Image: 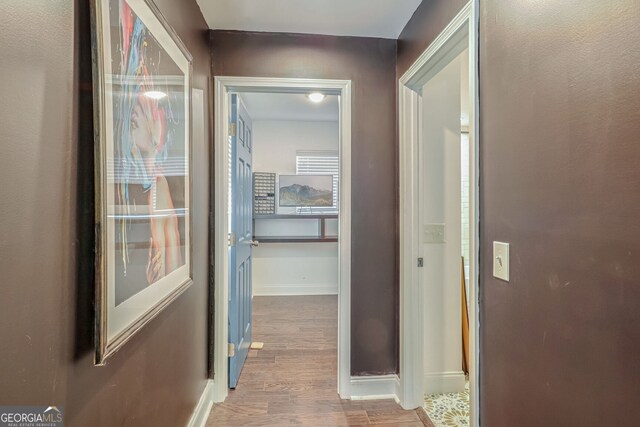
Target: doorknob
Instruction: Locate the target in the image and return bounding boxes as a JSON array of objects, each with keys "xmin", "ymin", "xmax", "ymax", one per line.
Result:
[{"xmin": 250, "ymin": 240, "xmax": 260, "ymax": 247}]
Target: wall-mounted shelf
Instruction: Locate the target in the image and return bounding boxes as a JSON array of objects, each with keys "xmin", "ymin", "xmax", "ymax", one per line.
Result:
[
  {"xmin": 253, "ymin": 214, "xmax": 338, "ymax": 244},
  {"xmin": 253, "ymin": 235, "xmax": 338, "ymax": 243}
]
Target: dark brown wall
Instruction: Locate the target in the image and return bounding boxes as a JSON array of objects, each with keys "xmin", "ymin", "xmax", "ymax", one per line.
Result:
[
  {"xmin": 397, "ymin": 0, "xmax": 468, "ymax": 76},
  {"xmin": 398, "ymin": 0, "xmax": 640, "ymax": 427},
  {"xmin": 398, "ymin": 0, "xmax": 640, "ymax": 424},
  {"xmin": 211, "ymin": 31, "xmax": 399, "ymax": 375},
  {"xmin": 0, "ymin": 0, "xmax": 211, "ymax": 425},
  {"xmin": 479, "ymin": 1, "xmax": 640, "ymax": 425}
]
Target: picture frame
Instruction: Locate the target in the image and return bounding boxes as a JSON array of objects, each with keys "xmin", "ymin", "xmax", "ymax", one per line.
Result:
[
  {"xmin": 278, "ymin": 175, "xmax": 334, "ymax": 207},
  {"xmin": 90, "ymin": 0, "xmax": 193, "ymax": 364}
]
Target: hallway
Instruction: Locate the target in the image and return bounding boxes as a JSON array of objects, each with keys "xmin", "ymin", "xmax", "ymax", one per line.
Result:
[{"xmin": 206, "ymin": 296, "xmax": 425, "ymax": 426}]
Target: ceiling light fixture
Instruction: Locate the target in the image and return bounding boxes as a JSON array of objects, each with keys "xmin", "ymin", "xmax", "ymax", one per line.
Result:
[
  {"xmin": 307, "ymin": 92, "xmax": 325, "ymax": 103},
  {"xmin": 144, "ymin": 90, "xmax": 168, "ymax": 100}
]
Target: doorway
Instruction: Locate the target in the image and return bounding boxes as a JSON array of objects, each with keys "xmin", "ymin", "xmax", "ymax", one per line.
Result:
[
  {"xmin": 398, "ymin": 1, "xmax": 480, "ymax": 426},
  {"xmin": 212, "ymin": 77, "xmax": 352, "ymax": 402},
  {"xmin": 228, "ymin": 91, "xmax": 341, "ymax": 391}
]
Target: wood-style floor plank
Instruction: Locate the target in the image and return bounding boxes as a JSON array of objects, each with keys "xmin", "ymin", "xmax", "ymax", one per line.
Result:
[{"xmin": 206, "ymin": 296, "xmax": 426, "ymax": 426}]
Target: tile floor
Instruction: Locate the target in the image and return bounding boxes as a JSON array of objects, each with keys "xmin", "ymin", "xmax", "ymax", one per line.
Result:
[
  {"xmin": 423, "ymin": 381, "xmax": 469, "ymax": 427},
  {"xmin": 206, "ymin": 295, "xmax": 426, "ymax": 426}
]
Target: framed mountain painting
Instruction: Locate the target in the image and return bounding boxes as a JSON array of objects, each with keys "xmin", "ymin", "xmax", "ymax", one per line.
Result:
[
  {"xmin": 91, "ymin": 0, "xmax": 192, "ymax": 364},
  {"xmin": 278, "ymin": 175, "xmax": 334, "ymax": 207}
]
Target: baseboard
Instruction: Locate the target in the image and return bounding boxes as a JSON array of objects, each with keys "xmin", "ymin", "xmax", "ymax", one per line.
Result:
[
  {"xmin": 350, "ymin": 375, "xmax": 400, "ymax": 401},
  {"xmin": 253, "ymin": 283, "xmax": 338, "ymax": 296},
  {"xmin": 394, "ymin": 374, "xmax": 403, "ymax": 405},
  {"xmin": 424, "ymin": 371, "xmax": 466, "ymax": 394},
  {"xmin": 187, "ymin": 380, "xmax": 215, "ymax": 427}
]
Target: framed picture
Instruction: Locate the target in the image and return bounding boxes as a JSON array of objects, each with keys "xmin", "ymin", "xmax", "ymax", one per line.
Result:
[
  {"xmin": 278, "ymin": 175, "xmax": 334, "ymax": 207},
  {"xmin": 91, "ymin": 0, "xmax": 193, "ymax": 364}
]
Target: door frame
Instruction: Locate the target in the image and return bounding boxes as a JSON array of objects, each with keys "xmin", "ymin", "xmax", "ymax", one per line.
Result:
[
  {"xmin": 397, "ymin": 1, "xmax": 480, "ymax": 424},
  {"xmin": 212, "ymin": 76, "xmax": 352, "ymax": 402}
]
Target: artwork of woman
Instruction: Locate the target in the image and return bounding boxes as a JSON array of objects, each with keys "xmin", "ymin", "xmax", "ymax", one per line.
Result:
[
  {"xmin": 127, "ymin": 85, "xmax": 183, "ymax": 284},
  {"xmin": 92, "ymin": 0, "xmax": 191, "ymax": 362},
  {"xmin": 113, "ymin": 0, "xmax": 187, "ymax": 304}
]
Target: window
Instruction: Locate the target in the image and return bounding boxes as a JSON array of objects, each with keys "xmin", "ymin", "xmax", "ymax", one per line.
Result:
[{"xmin": 296, "ymin": 150, "xmax": 339, "ymax": 213}]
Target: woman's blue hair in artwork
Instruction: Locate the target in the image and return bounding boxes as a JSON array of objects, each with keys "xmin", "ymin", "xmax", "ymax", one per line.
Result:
[
  {"xmin": 118, "ymin": 17, "xmax": 149, "ymax": 198},
  {"xmin": 115, "ymin": 0, "xmax": 176, "ymax": 268},
  {"xmin": 116, "ymin": 1, "xmax": 174, "ymax": 205}
]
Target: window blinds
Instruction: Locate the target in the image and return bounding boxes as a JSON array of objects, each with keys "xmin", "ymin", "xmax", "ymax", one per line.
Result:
[{"xmin": 295, "ymin": 150, "xmax": 339, "ymax": 213}]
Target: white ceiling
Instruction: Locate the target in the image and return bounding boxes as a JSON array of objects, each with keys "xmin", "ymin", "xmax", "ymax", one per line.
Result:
[
  {"xmin": 197, "ymin": 0, "xmax": 422, "ymax": 39},
  {"xmin": 241, "ymin": 93, "xmax": 339, "ymax": 122}
]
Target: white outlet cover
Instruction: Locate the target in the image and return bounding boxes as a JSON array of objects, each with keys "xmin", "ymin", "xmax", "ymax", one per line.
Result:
[
  {"xmin": 493, "ymin": 241, "xmax": 510, "ymax": 281},
  {"xmin": 424, "ymin": 223, "xmax": 446, "ymax": 244}
]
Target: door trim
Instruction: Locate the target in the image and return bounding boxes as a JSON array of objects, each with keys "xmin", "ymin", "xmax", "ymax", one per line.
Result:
[
  {"xmin": 397, "ymin": 2, "xmax": 480, "ymax": 425},
  {"xmin": 212, "ymin": 77, "xmax": 352, "ymax": 402}
]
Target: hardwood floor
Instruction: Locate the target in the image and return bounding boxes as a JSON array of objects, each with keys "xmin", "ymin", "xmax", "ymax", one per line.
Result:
[{"xmin": 206, "ymin": 295, "xmax": 426, "ymax": 426}]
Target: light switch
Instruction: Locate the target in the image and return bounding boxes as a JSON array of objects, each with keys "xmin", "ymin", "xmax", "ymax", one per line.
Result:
[
  {"xmin": 493, "ymin": 241, "xmax": 510, "ymax": 281},
  {"xmin": 424, "ymin": 223, "xmax": 446, "ymax": 243}
]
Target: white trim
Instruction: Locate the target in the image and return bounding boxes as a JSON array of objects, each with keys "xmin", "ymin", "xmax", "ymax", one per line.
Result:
[
  {"xmin": 398, "ymin": 3, "xmax": 481, "ymax": 427},
  {"xmin": 400, "ymin": 2, "xmax": 473, "ymax": 86},
  {"xmin": 338, "ymin": 79, "xmax": 352, "ymax": 400},
  {"xmin": 253, "ymin": 283, "xmax": 338, "ymax": 296},
  {"xmin": 424, "ymin": 371, "xmax": 467, "ymax": 395},
  {"xmin": 349, "ymin": 375, "xmax": 400, "ymax": 401},
  {"xmin": 213, "ymin": 77, "xmax": 352, "ymax": 402},
  {"xmin": 212, "ymin": 76, "xmax": 230, "ymax": 403},
  {"xmin": 398, "ymin": 84, "xmax": 424, "ymax": 410},
  {"xmin": 394, "ymin": 373, "xmax": 402, "ymax": 402},
  {"xmin": 187, "ymin": 380, "xmax": 215, "ymax": 427},
  {"xmin": 469, "ymin": 2, "xmax": 481, "ymax": 424}
]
